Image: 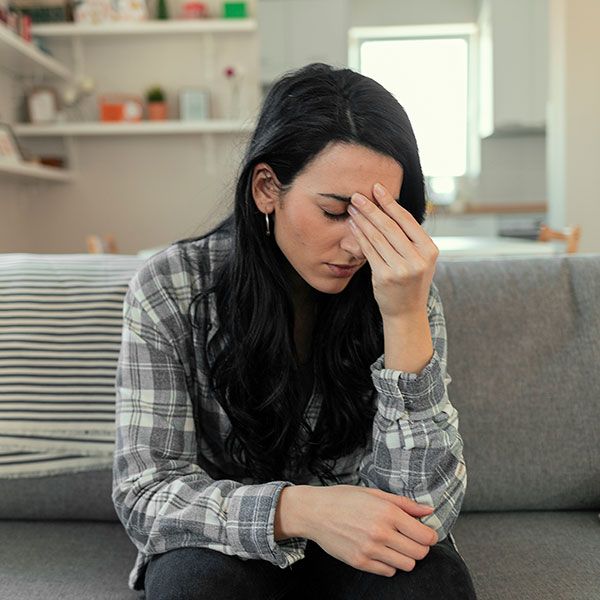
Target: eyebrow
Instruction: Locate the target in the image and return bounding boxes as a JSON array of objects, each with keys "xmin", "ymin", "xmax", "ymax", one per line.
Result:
[{"xmin": 317, "ymin": 192, "xmax": 401, "ymax": 203}]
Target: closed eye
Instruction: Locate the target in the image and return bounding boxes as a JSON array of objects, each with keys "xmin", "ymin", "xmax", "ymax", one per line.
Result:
[{"xmin": 322, "ymin": 210, "xmax": 349, "ymax": 221}]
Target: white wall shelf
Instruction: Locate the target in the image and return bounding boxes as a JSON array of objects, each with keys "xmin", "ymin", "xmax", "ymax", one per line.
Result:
[
  {"xmin": 0, "ymin": 23, "xmax": 72, "ymax": 80},
  {"xmin": 0, "ymin": 161, "xmax": 74, "ymax": 182},
  {"xmin": 13, "ymin": 119, "xmax": 256, "ymax": 137},
  {"xmin": 31, "ymin": 18, "xmax": 257, "ymax": 38}
]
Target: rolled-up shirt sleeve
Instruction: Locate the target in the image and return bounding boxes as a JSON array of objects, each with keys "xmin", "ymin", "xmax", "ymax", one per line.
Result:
[
  {"xmin": 357, "ymin": 280, "xmax": 467, "ymax": 543},
  {"xmin": 112, "ymin": 270, "xmax": 307, "ymax": 591}
]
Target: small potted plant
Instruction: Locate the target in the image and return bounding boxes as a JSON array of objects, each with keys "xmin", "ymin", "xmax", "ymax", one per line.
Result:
[{"xmin": 146, "ymin": 86, "xmax": 167, "ymax": 120}]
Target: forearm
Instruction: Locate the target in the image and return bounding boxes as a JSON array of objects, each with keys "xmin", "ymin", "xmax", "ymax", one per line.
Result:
[
  {"xmin": 382, "ymin": 310, "xmax": 434, "ymax": 374},
  {"xmin": 274, "ymin": 484, "xmax": 315, "ymax": 541}
]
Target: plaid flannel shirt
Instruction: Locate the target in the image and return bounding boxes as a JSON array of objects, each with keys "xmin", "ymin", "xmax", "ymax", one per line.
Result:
[{"xmin": 112, "ymin": 228, "xmax": 466, "ymax": 591}]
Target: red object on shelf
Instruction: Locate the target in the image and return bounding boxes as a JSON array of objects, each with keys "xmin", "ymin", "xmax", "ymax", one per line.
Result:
[
  {"xmin": 20, "ymin": 15, "xmax": 32, "ymax": 42},
  {"xmin": 99, "ymin": 95, "xmax": 143, "ymax": 122},
  {"xmin": 181, "ymin": 2, "xmax": 208, "ymax": 18}
]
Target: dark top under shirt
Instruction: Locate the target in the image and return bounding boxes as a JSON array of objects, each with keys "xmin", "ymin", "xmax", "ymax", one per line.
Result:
[{"xmin": 298, "ymin": 360, "xmax": 315, "ymax": 409}]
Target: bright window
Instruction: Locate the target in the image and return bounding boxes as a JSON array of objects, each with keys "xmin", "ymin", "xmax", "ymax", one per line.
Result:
[{"xmin": 349, "ymin": 24, "xmax": 478, "ymax": 203}]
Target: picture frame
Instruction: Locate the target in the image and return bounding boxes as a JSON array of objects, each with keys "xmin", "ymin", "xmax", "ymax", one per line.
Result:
[
  {"xmin": 0, "ymin": 122, "xmax": 25, "ymax": 165},
  {"xmin": 26, "ymin": 86, "xmax": 60, "ymax": 124}
]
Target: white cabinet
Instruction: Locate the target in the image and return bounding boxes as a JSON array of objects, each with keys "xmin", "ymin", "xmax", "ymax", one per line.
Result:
[
  {"xmin": 478, "ymin": 0, "xmax": 548, "ymax": 137},
  {"xmin": 258, "ymin": 0, "xmax": 348, "ymax": 85}
]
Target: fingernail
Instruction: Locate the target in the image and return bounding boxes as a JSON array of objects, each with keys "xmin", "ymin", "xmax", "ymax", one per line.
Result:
[
  {"xmin": 351, "ymin": 193, "xmax": 366, "ymax": 206},
  {"xmin": 374, "ymin": 183, "xmax": 385, "ymax": 198}
]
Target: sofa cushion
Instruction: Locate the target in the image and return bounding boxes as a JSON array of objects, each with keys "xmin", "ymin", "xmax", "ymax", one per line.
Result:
[
  {"xmin": 452, "ymin": 510, "xmax": 600, "ymax": 600},
  {"xmin": 0, "ymin": 520, "xmax": 141, "ymax": 600},
  {"xmin": 0, "ymin": 468, "xmax": 117, "ymax": 521},
  {"xmin": 0, "ymin": 253, "xmax": 144, "ymax": 517},
  {"xmin": 433, "ymin": 254, "xmax": 600, "ymax": 511}
]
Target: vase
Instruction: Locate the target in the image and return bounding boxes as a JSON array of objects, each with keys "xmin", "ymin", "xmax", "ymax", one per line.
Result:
[{"xmin": 148, "ymin": 102, "xmax": 168, "ymax": 120}]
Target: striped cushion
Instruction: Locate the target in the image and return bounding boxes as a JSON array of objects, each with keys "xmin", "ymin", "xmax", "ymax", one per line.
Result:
[{"xmin": 0, "ymin": 254, "xmax": 144, "ymax": 481}]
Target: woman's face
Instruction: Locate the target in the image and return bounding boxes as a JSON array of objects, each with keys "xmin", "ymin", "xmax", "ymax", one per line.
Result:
[{"xmin": 253, "ymin": 141, "xmax": 404, "ymax": 300}]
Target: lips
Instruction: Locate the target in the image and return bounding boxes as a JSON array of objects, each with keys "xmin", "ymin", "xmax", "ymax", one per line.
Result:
[{"xmin": 326, "ymin": 263, "xmax": 360, "ymax": 277}]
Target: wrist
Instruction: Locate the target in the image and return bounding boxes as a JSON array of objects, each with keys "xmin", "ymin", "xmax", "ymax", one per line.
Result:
[
  {"xmin": 274, "ymin": 484, "xmax": 315, "ymax": 541},
  {"xmin": 382, "ymin": 308, "xmax": 429, "ymax": 329},
  {"xmin": 382, "ymin": 311, "xmax": 434, "ymax": 373}
]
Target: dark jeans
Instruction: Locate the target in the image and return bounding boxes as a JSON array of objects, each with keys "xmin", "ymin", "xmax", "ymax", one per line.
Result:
[{"xmin": 144, "ymin": 534, "xmax": 478, "ymax": 600}]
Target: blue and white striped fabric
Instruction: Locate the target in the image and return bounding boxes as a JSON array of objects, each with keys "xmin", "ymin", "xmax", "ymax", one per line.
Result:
[{"xmin": 0, "ymin": 253, "xmax": 144, "ymax": 478}]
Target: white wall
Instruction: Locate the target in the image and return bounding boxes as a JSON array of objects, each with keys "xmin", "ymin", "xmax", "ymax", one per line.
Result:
[
  {"xmin": 547, "ymin": 0, "xmax": 600, "ymax": 252},
  {"xmin": 350, "ymin": 0, "xmax": 476, "ymax": 25}
]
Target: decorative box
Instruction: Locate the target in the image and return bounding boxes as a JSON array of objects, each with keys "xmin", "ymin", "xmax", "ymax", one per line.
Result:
[
  {"xmin": 179, "ymin": 88, "xmax": 210, "ymax": 120},
  {"xmin": 98, "ymin": 94, "xmax": 143, "ymax": 122},
  {"xmin": 222, "ymin": 1, "xmax": 246, "ymax": 18}
]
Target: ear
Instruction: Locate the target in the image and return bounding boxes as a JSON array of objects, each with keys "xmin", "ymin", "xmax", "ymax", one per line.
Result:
[{"xmin": 251, "ymin": 162, "xmax": 280, "ymax": 213}]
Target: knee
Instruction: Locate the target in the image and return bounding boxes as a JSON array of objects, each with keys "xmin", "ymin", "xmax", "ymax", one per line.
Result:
[
  {"xmin": 419, "ymin": 541, "xmax": 478, "ymax": 599},
  {"xmin": 144, "ymin": 546, "xmax": 255, "ymax": 600}
]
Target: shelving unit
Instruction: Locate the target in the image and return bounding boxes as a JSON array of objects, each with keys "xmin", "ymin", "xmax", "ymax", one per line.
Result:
[
  {"xmin": 5, "ymin": 17, "xmax": 260, "ymax": 176},
  {"xmin": 31, "ymin": 18, "xmax": 257, "ymax": 37},
  {"xmin": 13, "ymin": 120, "xmax": 256, "ymax": 170},
  {"xmin": 13, "ymin": 119, "xmax": 256, "ymax": 137},
  {"xmin": 0, "ymin": 23, "xmax": 74, "ymax": 183},
  {"xmin": 0, "ymin": 22, "xmax": 72, "ymax": 80}
]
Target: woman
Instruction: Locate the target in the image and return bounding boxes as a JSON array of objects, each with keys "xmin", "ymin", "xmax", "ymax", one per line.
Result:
[{"xmin": 112, "ymin": 62, "xmax": 478, "ymax": 599}]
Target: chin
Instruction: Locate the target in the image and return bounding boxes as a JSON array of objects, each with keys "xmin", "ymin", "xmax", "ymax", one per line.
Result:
[{"xmin": 311, "ymin": 275, "xmax": 353, "ymax": 295}]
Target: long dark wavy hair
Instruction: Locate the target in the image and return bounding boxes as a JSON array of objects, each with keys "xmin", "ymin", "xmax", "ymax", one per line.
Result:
[{"xmin": 175, "ymin": 62, "xmax": 427, "ymax": 485}]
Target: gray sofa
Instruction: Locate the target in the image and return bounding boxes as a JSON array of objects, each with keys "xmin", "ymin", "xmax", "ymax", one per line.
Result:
[{"xmin": 0, "ymin": 251, "xmax": 598, "ymax": 600}]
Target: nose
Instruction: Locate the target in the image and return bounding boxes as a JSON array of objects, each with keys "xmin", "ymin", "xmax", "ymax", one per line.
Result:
[{"xmin": 340, "ymin": 221, "xmax": 365, "ymax": 262}]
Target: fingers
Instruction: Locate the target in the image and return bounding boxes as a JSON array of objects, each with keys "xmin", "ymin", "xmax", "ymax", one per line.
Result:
[
  {"xmin": 372, "ymin": 182, "xmax": 436, "ymax": 250},
  {"xmin": 349, "ymin": 193, "xmax": 420, "ymax": 265},
  {"xmin": 369, "ymin": 489, "xmax": 438, "ymax": 547},
  {"xmin": 376, "ymin": 489, "xmax": 434, "ymax": 516},
  {"xmin": 369, "ymin": 544, "xmax": 419, "ymax": 573},
  {"xmin": 382, "ymin": 530, "xmax": 432, "ymax": 562},
  {"xmin": 348, "ymin": 209, "xmax": 388, "ymax": 273},
  {"xmin": 361, "ymin": 559, "xmax": 397, "ymax": 578},
  {"xmin": 395, "ymin": 508, "xmax": 439, "ymax": 547}
]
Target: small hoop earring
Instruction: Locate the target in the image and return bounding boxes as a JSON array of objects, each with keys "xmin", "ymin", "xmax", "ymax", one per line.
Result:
[{"xmin": 265, "ymin": 212, "xmax": 271, "ymax": 236}]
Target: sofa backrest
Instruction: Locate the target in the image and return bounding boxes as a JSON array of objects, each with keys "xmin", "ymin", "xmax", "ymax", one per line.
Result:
[
  {"xmin": 434, "ymin": 253, "xmax": 600, "ymax": 512},
  {"xmin": 1, "ymin": 252, "xmax": 598, "ymax": 521}
]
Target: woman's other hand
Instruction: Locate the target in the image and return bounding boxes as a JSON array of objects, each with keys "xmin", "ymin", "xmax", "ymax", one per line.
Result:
[{"xmin": 303, "ymin": 484, "xmax": 438, "ymax": 577}]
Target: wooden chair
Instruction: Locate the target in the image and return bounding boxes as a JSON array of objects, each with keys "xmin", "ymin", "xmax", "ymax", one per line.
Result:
[
  {"xmin": 537, "ymin": 224, "xmax": 581, "ymax": 254},
  {"xmin": 86, "ymin": 234, "xmax": 118, "ymax": 254}
]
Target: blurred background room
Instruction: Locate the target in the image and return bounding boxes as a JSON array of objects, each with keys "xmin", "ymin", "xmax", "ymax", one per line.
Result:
[
  {"xmin": 0, "ymin": 0, "xmax": 598, "ymax": 258},
  {"xmin": 1, "ymin": 4, "xmax": 600, "ymax": 599}
]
